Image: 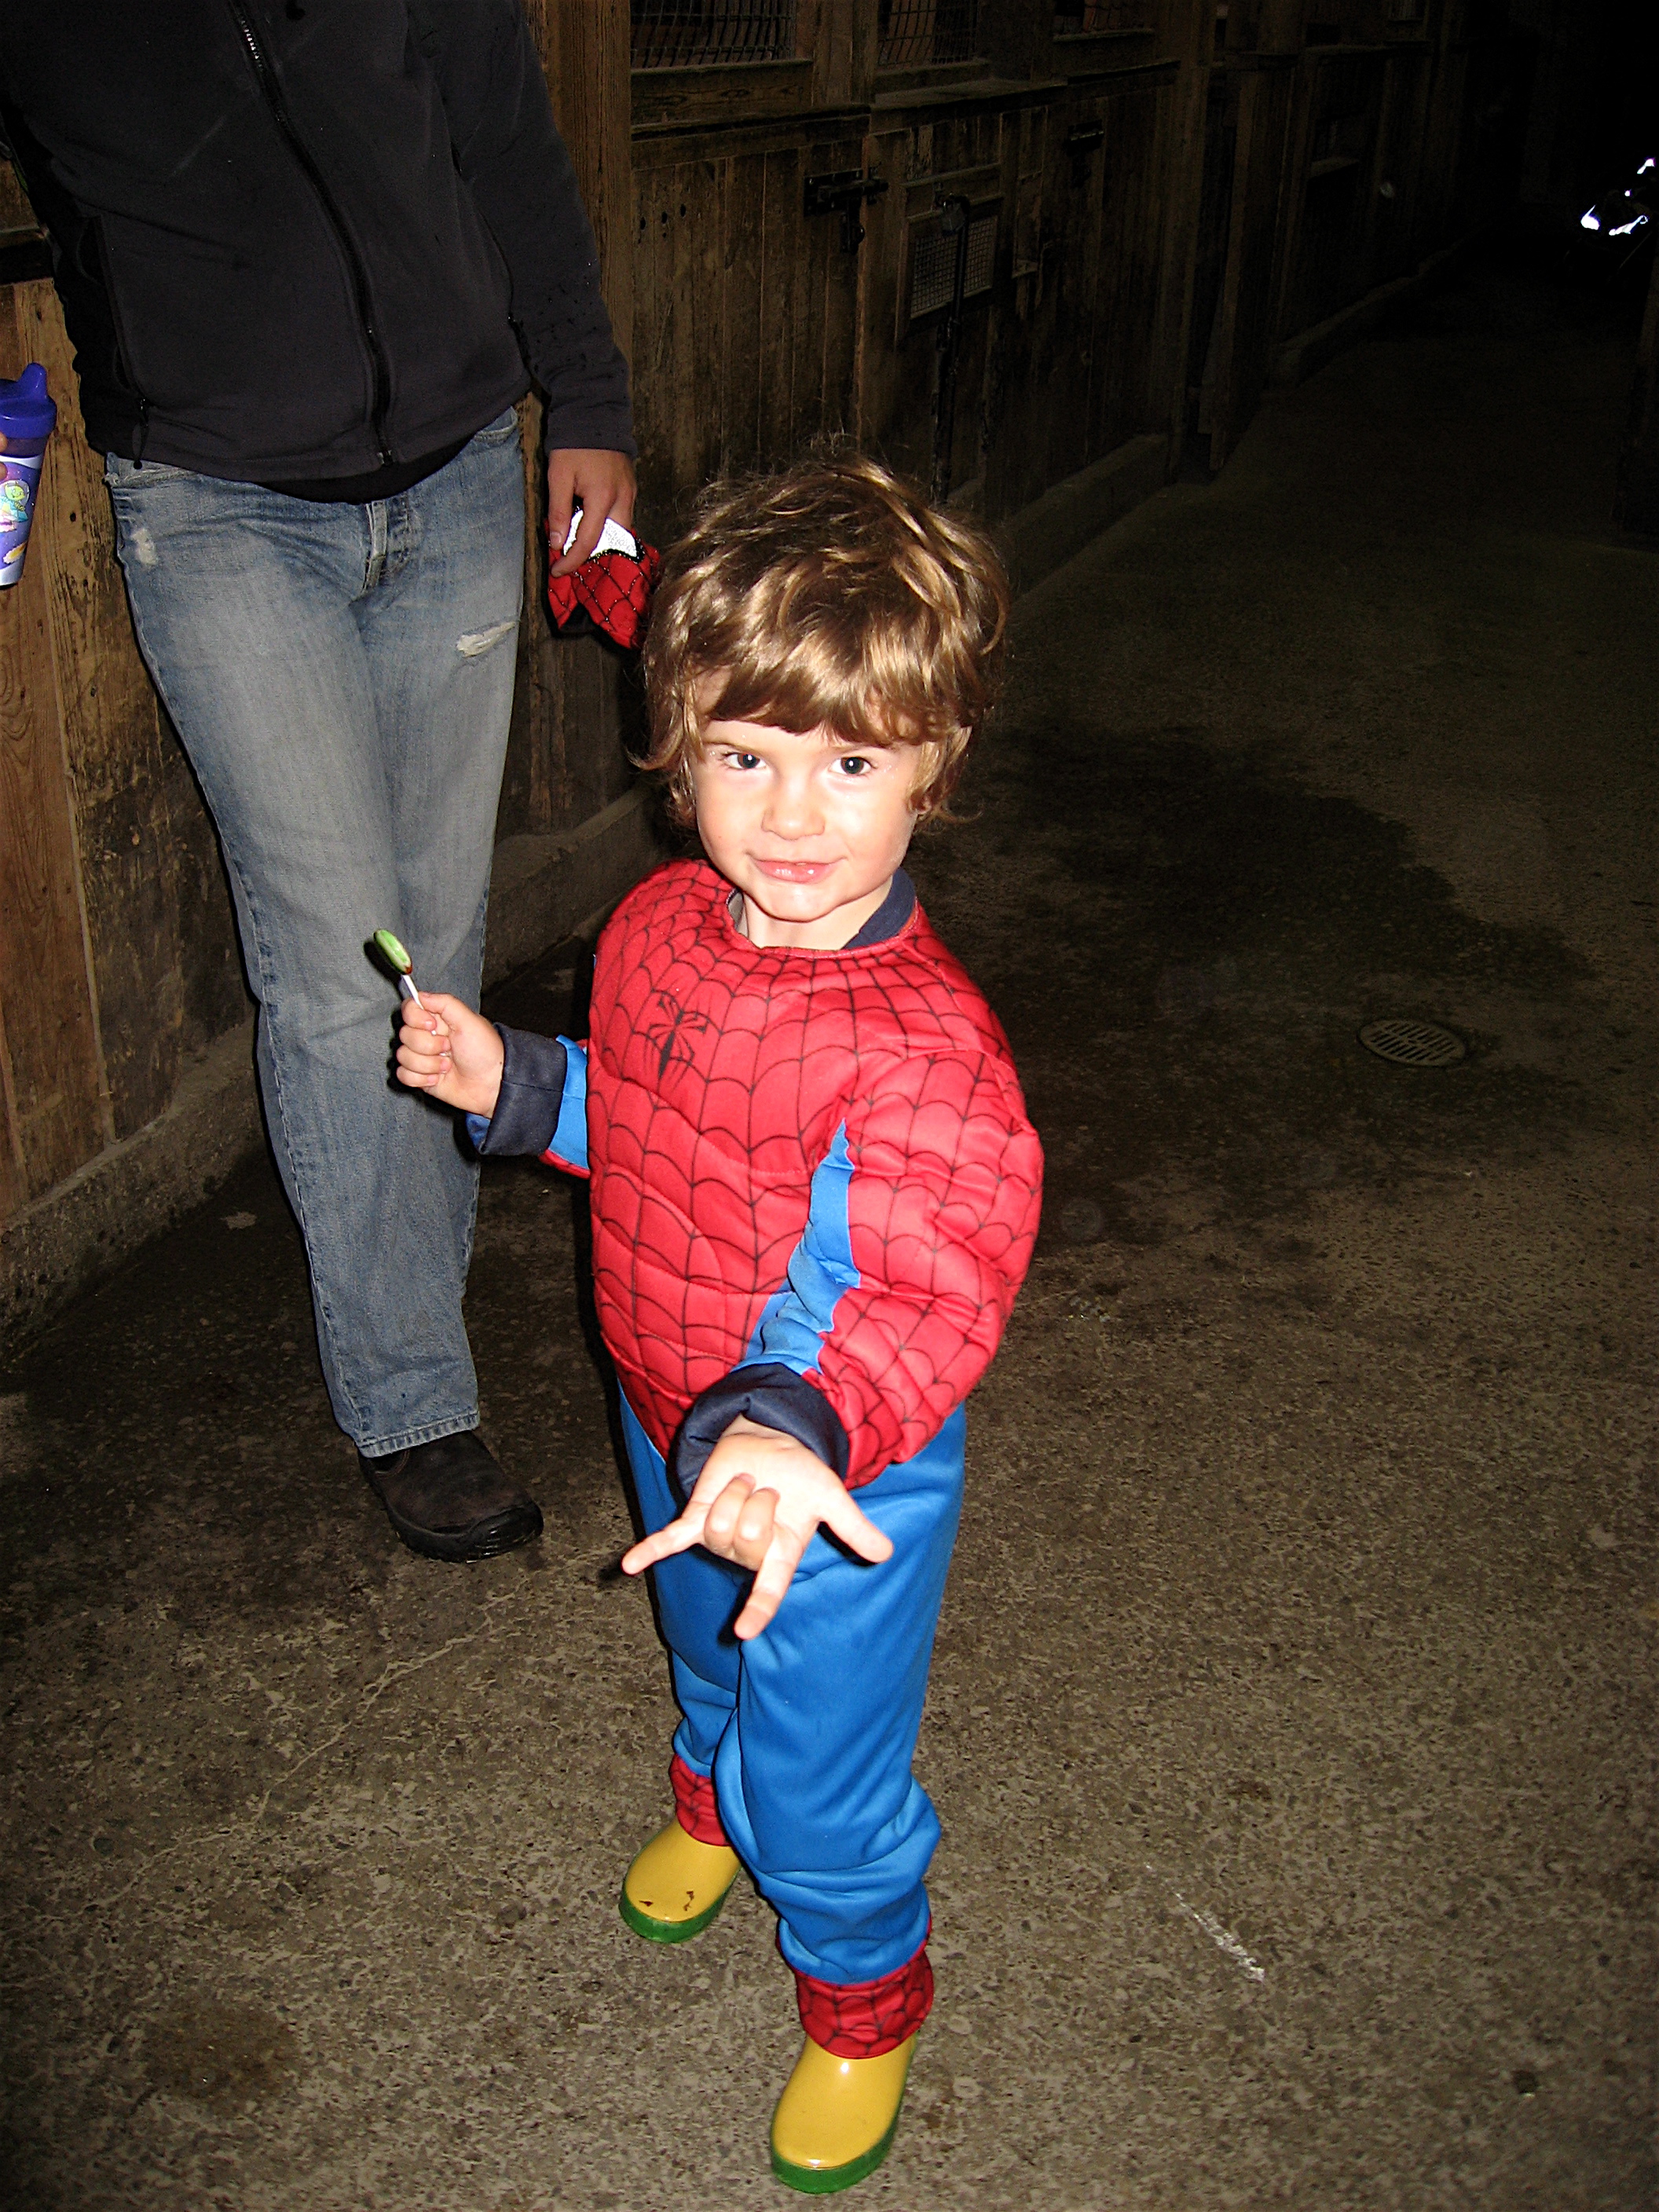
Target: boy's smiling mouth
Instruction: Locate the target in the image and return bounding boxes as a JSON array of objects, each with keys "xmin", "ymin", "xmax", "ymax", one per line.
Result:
[{"xmin": 752, "ymin": 857, "xmax": 837, "ymax": 883}]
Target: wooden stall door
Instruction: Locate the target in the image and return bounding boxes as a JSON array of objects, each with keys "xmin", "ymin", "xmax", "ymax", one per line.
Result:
[
  {"xmin": 631, "ymin": 116, "xmax": 867, "ymax": 522},
  {"xmin": 1023, "ymin": 94, "xmax": 1107, "ymax": 511},
  {"xmin": 1088, "ymin": 79, "xmax": 1174, "ymax": 460},
  {"xmin": 1203, "ymin": 57, "xmax": 1297, "ymax": 471}
]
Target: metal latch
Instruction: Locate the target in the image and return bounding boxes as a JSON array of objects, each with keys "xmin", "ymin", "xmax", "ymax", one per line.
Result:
[
  {"xmin": 804, "ymin": 170, "xmax": 890, "ymax": 252},
  {"xmin": 1064, "ymin": 123, "xmax": 1104, "ymax": 185}
]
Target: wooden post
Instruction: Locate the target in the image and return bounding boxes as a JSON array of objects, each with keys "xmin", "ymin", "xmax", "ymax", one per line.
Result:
[
  {"xmin": 0, "ymin": 290, "xmax": 108, "ymax": 1214},
  {"xmin": 498, "ymin": 0, "xmax": 638, "ymax": 838}
]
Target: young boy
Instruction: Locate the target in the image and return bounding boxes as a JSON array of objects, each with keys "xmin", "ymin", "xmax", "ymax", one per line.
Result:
[{"xmin": 397, "ymin": 453, "xmax": 1042, "ymax": 2193}]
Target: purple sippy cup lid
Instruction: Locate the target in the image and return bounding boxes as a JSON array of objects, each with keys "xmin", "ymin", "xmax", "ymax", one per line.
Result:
[{"xmin": 0, "ymin": 363, "xmax": 57, "ymax": 441}]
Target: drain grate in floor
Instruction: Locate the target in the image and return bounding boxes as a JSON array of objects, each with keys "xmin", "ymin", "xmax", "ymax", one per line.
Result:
[{"xmin": 1358, "ymin": 1018, "xmax": 1467, "ymax": 1068}]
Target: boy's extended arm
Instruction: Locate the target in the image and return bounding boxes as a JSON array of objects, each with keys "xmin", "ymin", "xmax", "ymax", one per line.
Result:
[{"xmin": 673, "ymin": 1049, "xmax": 1044, "ymax": 1499}]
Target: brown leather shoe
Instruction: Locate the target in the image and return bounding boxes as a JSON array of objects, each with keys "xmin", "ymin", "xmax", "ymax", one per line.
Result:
[{"xmin": 359, "ymin": 1430, "xmax": 543, "ymax": 1562}]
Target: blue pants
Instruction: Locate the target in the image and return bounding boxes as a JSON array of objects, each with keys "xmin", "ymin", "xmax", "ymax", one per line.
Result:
[
  {"xmin": 105, "ymin": 413, "xmax": 525, "ymax": 1452},
  {"xmin": 620, "ymin": 1395, "xmax": 965, "ymax": 1987}
]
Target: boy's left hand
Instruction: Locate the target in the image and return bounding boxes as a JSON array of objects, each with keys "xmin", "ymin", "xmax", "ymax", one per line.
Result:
[{"xmin": 621, "ymin": 1415, "xmax": 893, "ymax": 1639}]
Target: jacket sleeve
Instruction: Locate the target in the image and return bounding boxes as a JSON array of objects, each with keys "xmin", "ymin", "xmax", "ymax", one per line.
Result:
[
  {"xmin": 468, "ymin": 1026, "xmax": 588, "ymax": 1175},
  {"xmin": 675, "ymin": 1050, "xmax": 1043, "ymax": 1495},
  {"xmin": 412, "ymin": 0, "xmax": 635, "ymax": 456}
]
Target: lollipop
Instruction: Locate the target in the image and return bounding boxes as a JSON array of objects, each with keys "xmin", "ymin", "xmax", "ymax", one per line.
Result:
[{"xmin": 374, "ymin": 928, "xmax": 423, "ymax": 1008}]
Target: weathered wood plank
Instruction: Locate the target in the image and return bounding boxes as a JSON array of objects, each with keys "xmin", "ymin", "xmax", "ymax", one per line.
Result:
[
  {"xmin": 0, "ymin": 982, "xmax": 27, "ymax": 1224},
  {"xmin": 632, "ymin": 58, "xmax": 816, "ymax": 132},
  {"xmin": 631, "ymin": 162, "xmax": 675, "ymax": 509},
  {"xmin": 498, "ymin": 387, "xmax": 566, "ymax": 837},
  {"xmin": 668, "ymin": 163, "xmax": 701, "ymax": 491},
  {"xmin": 1088, "ymin": 83, "xmax": 1164, "ymax": 457},
  {"xmin": 545, "ymin": 0, "xmax": 635, "ymax": 364},
  {"xmin": 759, "ymin": 145, "xmax": 801, "ymax": 463},
  {"xmin": 0, "ymin": 291, "xmax": 108, "ymax": 1206},
  {"xmin": 688, "ymin": 156, "xmax": 724, "ymax": 487},
  {"xmin": 1207, "ymin": 60, "xmax": 1296, "ymax": 468},
  {"xmin": 519, "ymin": 0, "xmax": 635, "ymax": 834},
  {"xmin": 19, "ymin": 279, "xmax": 189, "ymax": 1141},
  {"xmin": 799, "ymin": 140, "xmax": 835, "ymax": 438},
  {"xmin": 722, "ymin": 150, "xmax": 767, "ymax": 473},
  {"xmin": 820, "ymin": 138, "xmax": 863, "ymax": 438}
]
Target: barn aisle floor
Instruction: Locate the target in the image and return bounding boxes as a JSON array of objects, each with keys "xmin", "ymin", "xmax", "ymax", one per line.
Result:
[{"xmin": 2, "ymin": 255, "xmax": 1653, "ymax": 2211}]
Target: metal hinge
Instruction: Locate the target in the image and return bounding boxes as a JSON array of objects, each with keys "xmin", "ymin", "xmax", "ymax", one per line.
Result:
[{"xmin": 804, "ymin": 170, "xmax": 890, "ymax": 252}]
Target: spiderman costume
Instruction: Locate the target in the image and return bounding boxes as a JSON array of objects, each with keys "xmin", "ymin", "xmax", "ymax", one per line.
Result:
[{"xmin": 478, "ymin": 856, "xmax": 1042, "ymax": 2052}]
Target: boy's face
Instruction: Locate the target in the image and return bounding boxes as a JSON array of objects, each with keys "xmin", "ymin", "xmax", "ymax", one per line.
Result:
[{"xmin": 690, "ymin": 716, "xmax": 921, "ymax": 950}]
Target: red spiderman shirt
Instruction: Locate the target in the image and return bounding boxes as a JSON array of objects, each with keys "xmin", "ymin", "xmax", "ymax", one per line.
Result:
[{"xmin": 482, "ymin": 858, "xmax": 1042, "ymax": 1490}]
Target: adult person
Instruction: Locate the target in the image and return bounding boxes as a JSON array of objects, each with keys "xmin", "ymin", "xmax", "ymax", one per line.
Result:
[{"xmin": 0, "ymin": 2, "xmax": 635, "ymax": 1562}]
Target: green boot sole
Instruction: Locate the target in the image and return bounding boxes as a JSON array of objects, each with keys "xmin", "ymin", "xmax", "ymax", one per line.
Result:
[
  {"xmin": 769, "ymin": 2104, "xmax": 903, "ymax": 2196},
  {"xmin": 617, "ymin": 1880, "xmax": 734, "ymax": 1946}
]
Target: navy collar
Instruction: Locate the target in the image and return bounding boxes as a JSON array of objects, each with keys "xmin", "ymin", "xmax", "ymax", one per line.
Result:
[{"xmin": 841, "ymin": 868, "xmax": 916, "ymax": 948}]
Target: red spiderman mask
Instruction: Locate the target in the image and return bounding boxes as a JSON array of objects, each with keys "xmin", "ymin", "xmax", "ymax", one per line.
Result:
[{"xmin": 547, "ymin": 511, "xmax": 661, "ymax": 649}]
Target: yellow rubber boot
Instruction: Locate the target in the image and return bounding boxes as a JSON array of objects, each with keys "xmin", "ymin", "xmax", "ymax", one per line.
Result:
[
  {"xmin": 619, "ymin": 1818, "xmax": 740, "ymax": 1944},
  {"xmin": 769, "ymin": 2031, "xmax": 918, "ymax": 2194}
]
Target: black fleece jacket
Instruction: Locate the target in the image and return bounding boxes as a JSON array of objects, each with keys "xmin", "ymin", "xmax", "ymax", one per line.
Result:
[{"xmin": 0, "ymin": 0, "xmax": 633, "ymax": 481}]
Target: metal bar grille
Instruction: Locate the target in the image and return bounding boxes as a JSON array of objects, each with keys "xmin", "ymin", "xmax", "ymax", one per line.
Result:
[
  {"xmin": 1053, "ymin": 0, "xmax": 1152, "ymax": 30},
  {"xmin": 907, "ymin": 212, "xmax": 997, "ymax": 320},
  {"xmin": 632, "ymin": 0, "xmax": 796, "ymax": 70},
  {"xmin": 877, "ymin": 0, "xmax": 983, "ymax": 68}
]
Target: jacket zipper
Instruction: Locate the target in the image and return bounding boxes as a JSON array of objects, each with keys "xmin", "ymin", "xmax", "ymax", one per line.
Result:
[{"xmin": 224, "ymin": 0, "xmax": 396, "ymax": 465}]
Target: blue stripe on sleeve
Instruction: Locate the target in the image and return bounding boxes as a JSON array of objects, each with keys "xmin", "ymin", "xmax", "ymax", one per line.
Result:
[
  {"xmin": 742, "ymin": 1122, "xmax": 859, "ymax": 1372},
  {"xmin": 547, "ymin": 1036, "xmax": 588, "ymax": 1170}
]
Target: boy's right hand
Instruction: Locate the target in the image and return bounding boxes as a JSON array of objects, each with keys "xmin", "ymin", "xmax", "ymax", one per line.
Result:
[{"xmin": 395, "ymin": 993, "xmax": 504, "ymax": 1120}]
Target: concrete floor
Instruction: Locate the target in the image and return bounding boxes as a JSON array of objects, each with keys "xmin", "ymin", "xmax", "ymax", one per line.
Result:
[{"xmin": 2, "ymin": 259, "xmax": 1654, "ymax": 2211}]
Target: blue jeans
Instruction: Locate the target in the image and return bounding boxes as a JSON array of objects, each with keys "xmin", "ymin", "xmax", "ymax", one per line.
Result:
[
  {"xmin": 106, "ymin": 413, "xmax": 525, "ymax": 1453},
  {"xmin": 620, "ymin": 1393, "xmax": 965, "ymax": 1987}
]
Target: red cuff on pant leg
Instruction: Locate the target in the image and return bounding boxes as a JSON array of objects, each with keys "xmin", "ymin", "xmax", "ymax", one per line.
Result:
[
  {"xmin": 669, "ymin": 1752, "xmax": 729, "ymax": 1847},
  {"xmin": 794, "ymin": 1944, "xmax": 935, "ymax": 2060}
]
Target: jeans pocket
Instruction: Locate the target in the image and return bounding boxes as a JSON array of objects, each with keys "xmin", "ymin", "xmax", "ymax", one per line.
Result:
[
  {"xmin": 468, "ymin": 408, "xmax": 522, "ymax": 449},
  {"xmin": 104, "ymin": 456, "xmax": 199, "ymax": 493}
]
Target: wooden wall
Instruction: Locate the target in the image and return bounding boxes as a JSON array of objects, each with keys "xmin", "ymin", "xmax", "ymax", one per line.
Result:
[
  {"xmin": 0, "ymin": 0, "xmax": 1530, "ymax": 1329},
  {"xmin": 627, "ymin": 1, "xmax": 1219, "ymax": 526},
  {"xmin": 0, "ymin": 277, "xmax": 250, "ymax": 1229},
  {"xmin": 1196, "ymin": 0, "xmax": 1529, "ymax": 469}
]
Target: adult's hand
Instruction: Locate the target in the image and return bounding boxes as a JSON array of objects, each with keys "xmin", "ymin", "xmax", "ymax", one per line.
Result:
[{"xmin": 548, "ymin": 446, "xmax": 638, "ymax": 577}]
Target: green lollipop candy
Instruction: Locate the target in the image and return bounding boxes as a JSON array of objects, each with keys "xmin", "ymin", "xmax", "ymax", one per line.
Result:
[{"xmin": 374, "ymin": 928, "xmax": 423, "ymax": 1007}]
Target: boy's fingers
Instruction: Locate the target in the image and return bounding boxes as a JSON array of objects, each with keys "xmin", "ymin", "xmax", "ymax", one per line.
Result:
[
  {"xmin": 621, "ymin": 1511, "xmax": 705, "ymax": 1576},
  {"xmin": 699, "ymin": 1471, "xmax": 756, "ymax": 1552},
  {"xmin": 736, "ymin": 1485, "xmax": 778, "ymax": 1553},
  {"xmin": 733, "ymin": 1525, "xmax": 809, "ymax": 1639},
  {"xmin": 819, "ymin": 1490, "xmax": 895, "ymax": 1566}
]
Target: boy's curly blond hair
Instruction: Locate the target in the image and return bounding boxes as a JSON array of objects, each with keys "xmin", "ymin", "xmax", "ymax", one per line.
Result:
[{"xmin": 638, "ymin": 451, "xmax": 1010, "ymax": 826}]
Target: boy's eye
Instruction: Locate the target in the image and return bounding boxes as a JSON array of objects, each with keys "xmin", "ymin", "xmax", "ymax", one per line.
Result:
[
  {"xmin": 836, "ymin": 755, "xmax": 873, "ymax": 777},
  {"xmin": 727, "ymin": 751, "xmax": 762, "ymax": 771}
]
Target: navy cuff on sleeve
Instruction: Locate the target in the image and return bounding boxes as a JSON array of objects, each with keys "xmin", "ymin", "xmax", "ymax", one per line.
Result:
[
  {"xmin": 475, "ymin": 1025, "xmax": 568, "ymax": 1157},
  {"xmin": 672, "ymin": 1363, "xmax": 851, "ymax": 1500}
]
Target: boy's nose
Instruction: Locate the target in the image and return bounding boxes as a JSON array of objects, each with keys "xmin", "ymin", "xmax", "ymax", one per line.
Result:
[{"xmin": 764, "ymin": 778, "xmax": 822, "ymax": 836}]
